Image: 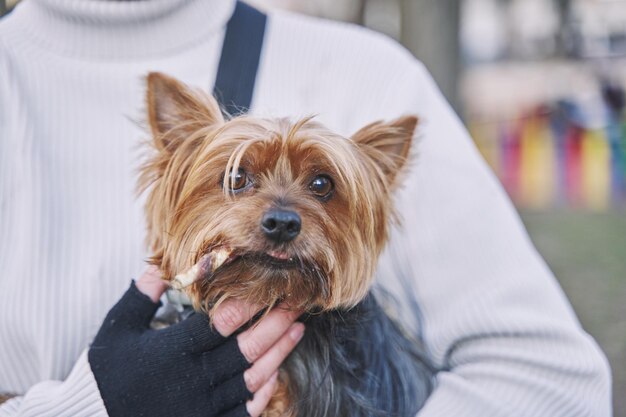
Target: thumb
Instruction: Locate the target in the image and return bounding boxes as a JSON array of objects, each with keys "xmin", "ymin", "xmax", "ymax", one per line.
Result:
[
  {"xmin": 135, "ymin": 265, "xmax": 168, "ymax": 302},
  {"xmin": 99, "ymin": 267, "xmax": 166, "ymax": 333}
]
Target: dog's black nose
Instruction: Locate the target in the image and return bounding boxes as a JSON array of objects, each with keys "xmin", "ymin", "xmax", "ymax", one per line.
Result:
[{"xmin": 261, "ymin": 209, "xmax": 301, "ymax": 243}]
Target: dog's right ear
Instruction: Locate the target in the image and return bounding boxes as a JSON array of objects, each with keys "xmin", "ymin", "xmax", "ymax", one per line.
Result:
[
  {"xmin": 351, "ymin": 115, "xmax": 417, "ymax": 190},
  {"xmin": 146, "ymin": 72, "xmax": 224, "ymax": 152}
]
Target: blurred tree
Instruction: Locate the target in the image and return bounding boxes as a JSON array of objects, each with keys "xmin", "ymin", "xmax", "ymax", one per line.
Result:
[
  {"xmin": 554, "ymin": 0, "xmax": 575, "ymax": 57},
  {"xmin": 400, "ymin": 0, "xmax": 462, "ymax": 112}
]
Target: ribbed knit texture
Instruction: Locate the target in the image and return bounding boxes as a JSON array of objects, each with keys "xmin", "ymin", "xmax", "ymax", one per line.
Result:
[
  {"xmin": 0, "ymin": 351, "xmax": 106, "ymax": 417},
  {"xmin": 0, "ymin": 1, "xmax": 612, "ymax": 416}
]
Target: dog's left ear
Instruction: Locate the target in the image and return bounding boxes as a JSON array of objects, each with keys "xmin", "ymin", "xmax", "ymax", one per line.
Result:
[
  {"xmin": 351, "ymin": 115, "xmax": 418, "ymax": 188},
  {"xmin": 146, "ymin": 72, "xmax": 224, "ymax": 153}
]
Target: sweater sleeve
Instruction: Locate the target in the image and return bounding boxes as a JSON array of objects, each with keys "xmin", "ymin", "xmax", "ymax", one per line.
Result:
[
  {"xmin": 0, "ymin": 351, "xmax": 108, "ymax": 417},
  {"xmin": 375, "ymin": 59, "xmax": 612, "ymax": 416}
]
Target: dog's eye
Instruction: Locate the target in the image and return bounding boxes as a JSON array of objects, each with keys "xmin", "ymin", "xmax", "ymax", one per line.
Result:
[
  {"xmin": 229, "ymin": 167, "xmax": 249, "ymax": 191},
  {"xmin": 309, "ymin": 175, "xmax": 334, "ymax": 199}
]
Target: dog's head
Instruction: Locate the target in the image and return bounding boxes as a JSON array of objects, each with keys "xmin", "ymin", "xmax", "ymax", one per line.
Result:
[{"xmin": 141, "ymin": 72, "xmax": 417, "ymax": 313}]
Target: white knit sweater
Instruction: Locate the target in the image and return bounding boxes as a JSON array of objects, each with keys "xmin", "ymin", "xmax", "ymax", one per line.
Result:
[{"xmin": 0, "ymin": 1, "xmax": 611, "ymax": 416}]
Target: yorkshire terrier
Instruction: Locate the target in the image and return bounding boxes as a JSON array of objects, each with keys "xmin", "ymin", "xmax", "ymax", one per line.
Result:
[{"xmin": 140, "ymin": 72, "xmax": 433, "ymax": 417}]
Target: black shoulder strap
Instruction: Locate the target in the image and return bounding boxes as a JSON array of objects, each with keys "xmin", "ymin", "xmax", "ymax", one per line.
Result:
[{"xmin": 213, "ymin": 1, "xmax": 267, "ymax": 115}]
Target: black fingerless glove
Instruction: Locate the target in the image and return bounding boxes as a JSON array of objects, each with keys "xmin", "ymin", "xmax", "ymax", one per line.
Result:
[{"xmin": 88, "ymin": 282, "xmax": 251, "ymax": 417}]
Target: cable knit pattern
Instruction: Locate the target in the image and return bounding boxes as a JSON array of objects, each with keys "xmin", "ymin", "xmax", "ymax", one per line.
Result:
[{"xmin": 0, "ymin": 0, "xmax": 611, "ymax": 416}]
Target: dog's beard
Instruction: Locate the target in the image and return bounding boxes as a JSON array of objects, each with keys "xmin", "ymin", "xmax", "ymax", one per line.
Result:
[{"xmin": 190, "ymin": 250, "xmax": 332, "ymax": 313}]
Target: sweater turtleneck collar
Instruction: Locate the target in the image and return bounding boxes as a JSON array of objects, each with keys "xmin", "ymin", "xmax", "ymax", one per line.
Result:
[{"xmin": 7, "ymin": 0, "xmax": 236, "ymax": 60}]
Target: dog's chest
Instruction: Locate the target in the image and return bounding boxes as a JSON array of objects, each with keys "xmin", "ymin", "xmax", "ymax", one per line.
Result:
[{"xmin": 264, "ymin": 295, "xmax": 433, "ymax": 417}]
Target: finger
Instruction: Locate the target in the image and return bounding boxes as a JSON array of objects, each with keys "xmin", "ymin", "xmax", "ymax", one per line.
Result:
[
  {"xmin": 163, "ymin": 313, "xmax": 227, "ymax": 353},
  {"xmin": 220, "ymin": 404, "xmax": 250, "ymax": 417},
  {"xmin": 135, "ymin": 265, "xmax": 168, "ymax": 303},
  {"xmin": 246, "ymin": 371, "xmax": 279, "ymax": 417},
  {"xmin": 201, "ymin": 338, "xmax": 250, "ymax": 384},
  {"xmin": 243, "ymin": 323, "xmax": 304, "ymax": 392},
  {"xmin": 209, "ymin": 373, "xmax": 252, "ymax": 413},
  {"xmin": 100, "ymin": 281, "xmax": 161, "ymax": 332},
  {"xmin": 237, "ymin": 305, "xmax": 302, "ymax": 363},
  {"xmin": 212, "ymin": 299, "xmax": 263, "ymax": 337}
]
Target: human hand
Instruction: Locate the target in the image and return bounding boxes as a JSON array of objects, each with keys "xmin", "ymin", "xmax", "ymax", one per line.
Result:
[{"xmin": 89, "ymin": 267, "xmax": 304, "ymax": 417}]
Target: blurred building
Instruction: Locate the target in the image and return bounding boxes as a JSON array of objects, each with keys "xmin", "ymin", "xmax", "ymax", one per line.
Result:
[
  {"xmin": 463, "ymin": 0, "xmax": 626, "ymax": 61},
  {"xmin": 462, "ymin": 0, "xmax": 626, "ymax": 211}
]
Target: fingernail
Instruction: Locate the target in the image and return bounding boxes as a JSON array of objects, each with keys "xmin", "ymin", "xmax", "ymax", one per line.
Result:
[
  {"xmin": 244, "ymin": 371, "xmax": 252, "ymax": 388},
  {"xmin": 289, "ymin": 323, "xmax": 305, "ymax": 342}
]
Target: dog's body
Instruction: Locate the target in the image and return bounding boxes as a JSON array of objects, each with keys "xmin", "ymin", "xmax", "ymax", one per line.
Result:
[
  {"xmin": 272, "ymin": 295, "xmax": 432, "ymax": 417},
  {"xmin": 142, "ymin": 73, "xmax": 433, "ymax": 416}
]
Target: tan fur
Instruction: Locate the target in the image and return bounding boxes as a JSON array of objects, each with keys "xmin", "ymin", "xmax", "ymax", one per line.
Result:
[
  {"xmin": 263, "ymin": 371, "xmax": 293, "ymax": 417},
  {"xmin": 141, "ymin": 72, "xmax": 418, "ymax": 414}
]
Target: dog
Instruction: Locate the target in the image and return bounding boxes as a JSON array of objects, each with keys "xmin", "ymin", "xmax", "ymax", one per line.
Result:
[{"xmin": 140, "ymin": 72, "xmax": 433, "ymax": 417}]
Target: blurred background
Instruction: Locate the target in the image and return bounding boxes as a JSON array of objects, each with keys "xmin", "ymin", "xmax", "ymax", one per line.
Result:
[{"xmin": 2, "ymin": 0, "xmax": 625, "ymax": 414}]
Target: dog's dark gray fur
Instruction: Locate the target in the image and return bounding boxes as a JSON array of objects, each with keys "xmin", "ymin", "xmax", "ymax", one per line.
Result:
[
  {"xmin": 156, "ymin": 285, "xmax": 435, "ymax": 416},
  {"xmin": 283, "ymin": 292, "xmax": 435, "ymax": 417}
]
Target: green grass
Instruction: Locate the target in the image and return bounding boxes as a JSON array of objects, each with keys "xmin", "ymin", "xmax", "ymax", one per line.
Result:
[{"xmin": 521, "ymin": 210, "xmax": 626, "ymax": 416}]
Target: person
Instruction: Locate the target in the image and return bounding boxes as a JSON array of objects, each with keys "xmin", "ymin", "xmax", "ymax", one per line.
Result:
[{"xmin": 0, "ymin": 0, "xmax": 611, "ymax": 416}]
